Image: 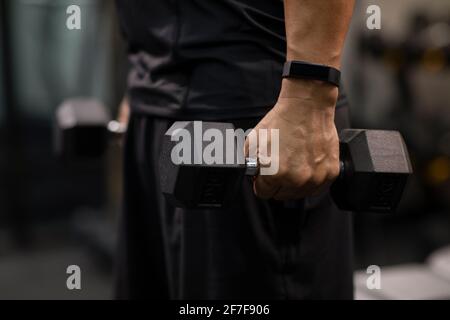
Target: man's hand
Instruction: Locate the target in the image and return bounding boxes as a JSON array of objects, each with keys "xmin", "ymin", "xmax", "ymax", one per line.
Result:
[
  {"xmin": 245, "ymin": 0, "xmax": 354, "ymax": 200},
  {"xmin": 117, "ymin": 96, "xmax": 130, "ymax": 128},
  {"xmin": 111, "ymin": 96, "xmax": 130, "ymax": 146},
  {"xmin": 247, "ymin": 79, "xmax": 340, "ymax": 200}
]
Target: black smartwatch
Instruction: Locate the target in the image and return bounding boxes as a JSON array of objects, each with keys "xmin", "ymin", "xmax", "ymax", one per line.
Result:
[{"xmin": 282, "ymin": 60, "xmax": 341, "ymax": 87}]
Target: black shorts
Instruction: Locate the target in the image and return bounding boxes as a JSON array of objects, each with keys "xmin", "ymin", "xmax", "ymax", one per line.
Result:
[{"xmin": 115, "ymin": 107, "xmax": 354, "ymax": 300}]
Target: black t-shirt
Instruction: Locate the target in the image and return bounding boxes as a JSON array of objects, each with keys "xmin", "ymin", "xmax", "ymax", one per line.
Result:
[{"xmin": 116, "ymin": 0, "xmax": 346, "ymax": 119}]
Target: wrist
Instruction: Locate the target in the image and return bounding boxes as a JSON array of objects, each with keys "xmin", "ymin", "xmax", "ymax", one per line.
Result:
[
  {"xmin": 279, "ymin": 78, "xmax": 339, "ymax": 108},
  {"xmin": 274, "ymin": 92, "xmax": 336, "ymax": 128},
  {"xmin": 286, "ymin": 49, "xmax": 341, "ymax": 70}
]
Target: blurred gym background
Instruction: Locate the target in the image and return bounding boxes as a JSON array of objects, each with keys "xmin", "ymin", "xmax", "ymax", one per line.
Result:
[{"xmin": 1, "ymin": 0, "xmax": 450, "ymax": 299}]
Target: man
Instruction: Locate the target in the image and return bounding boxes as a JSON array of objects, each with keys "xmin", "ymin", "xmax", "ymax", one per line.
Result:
[{"xmin": 115, "ymin": 0, "xmax": 355, "ymax": 299}]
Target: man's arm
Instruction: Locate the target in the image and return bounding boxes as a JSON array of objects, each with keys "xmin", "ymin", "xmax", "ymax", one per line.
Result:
[
  {"xmin": 249, "ymin": 0, "xmax": 355, "ymax": 200},
  {"xmin": 117, "ymin": 95, "xmax": 130, "ymax": 127},
  {"xmin": 284, "ymin": 0, "xmax": 354, "ymax": 67}
]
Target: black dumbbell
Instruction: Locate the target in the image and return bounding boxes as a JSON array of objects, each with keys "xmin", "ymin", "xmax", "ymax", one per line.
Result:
[
  {"xmin": 54, "ymin": 98, "xmax": 126, "ymax": 159},
  {"xmin": 159, "ymin": 121, "xmax": 413, "ymax": 213}
]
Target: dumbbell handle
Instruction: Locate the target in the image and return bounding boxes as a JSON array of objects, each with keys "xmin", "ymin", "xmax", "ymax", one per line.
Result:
[
  {"xmin": 107, "ymin": 120, "xmax": 127, "ymax": 135},
  {"xmin": 244, "ymin": 157, "xmax": 345, "ymax": 178}
]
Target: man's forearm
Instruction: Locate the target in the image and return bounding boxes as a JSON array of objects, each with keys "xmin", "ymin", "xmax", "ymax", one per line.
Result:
[
  {"xmin": 248, "ymin": 1, "xmax": 355, "ymax": 200},
  {"xmin": 284, "ymin": 0, "xmax": 355, "ymax": 68},
  {"xmin": 280, "ymin": 0, "xmax": 355, "ymax": 104}
]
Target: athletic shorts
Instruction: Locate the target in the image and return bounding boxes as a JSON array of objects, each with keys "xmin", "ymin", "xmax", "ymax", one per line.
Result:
[{"xmin": 115, "ymin": 107, "xmax": 354, "ymax": 300}]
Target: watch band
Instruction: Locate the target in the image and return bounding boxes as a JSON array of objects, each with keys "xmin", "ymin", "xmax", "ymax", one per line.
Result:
[{"xmin": 282, "ymin": 61, "xmax": 341, "ymax": 87}]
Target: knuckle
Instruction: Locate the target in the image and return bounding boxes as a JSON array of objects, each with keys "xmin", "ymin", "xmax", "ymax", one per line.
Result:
[
  {"xmin": 291, "ymin": 169, "xmax": 313, "ymax": 188},
  {"xmin": 310, "ymin": 174, "xmax": 325, "ymax": 187},
  {"xmin": 272, "ymin": 165, "xmax": 288, "ymax": 182},
  {"xmin": 302, "ymin": 173, "xmax": 314, "ymax": 186},
  {"xmin": 328, "ymin": 163, "xmax": 341, "ymax": 180}
]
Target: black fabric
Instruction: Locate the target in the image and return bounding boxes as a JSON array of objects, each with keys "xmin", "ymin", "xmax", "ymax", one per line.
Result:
[
  {"xmin": 114, "ymin": 0, "xmax": 354, "ymax": 299},
  {"xmin": 115, "ymin": 107, "xmax": 354, "ymax": 300},
  {"xmin": 115, "ymin": 0, "xmax": 347, "ymax": 119}
]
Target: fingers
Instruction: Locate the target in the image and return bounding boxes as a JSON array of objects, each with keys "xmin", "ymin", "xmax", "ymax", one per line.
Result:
[
  {"xmin": 272, "ymin": 182, "xmax": 316, "ymax": 200},
  {"xmin": 245, "ymin": 111, "xmax": 340, "ymax": 202},
  {"xmin": 271, "ymin": 180, "xmax": 331, "ymax": 200},
  {"xmin": 254, "ymin": 167, "xmax": 337, "ymax": 201},
  {"xmin": 253, "ymin": 175, "xmax": 280, "ymax": 199}
]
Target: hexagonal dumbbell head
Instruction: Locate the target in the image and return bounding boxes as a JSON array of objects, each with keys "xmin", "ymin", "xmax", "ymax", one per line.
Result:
[
  {"xmin": 159, "ymin": 121, "xmax": 247, "ymax": 209},
  {"xmin": 331, "ymin": 129, "xmax": 413, "ymax": 213},
  {"xmin": 54, "ymin": 98, "xmax": 110, "ymax": 159}
]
